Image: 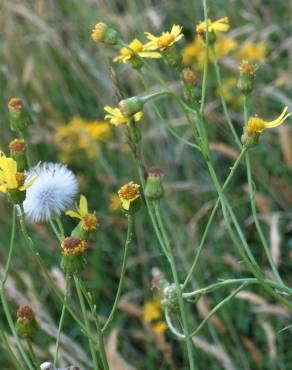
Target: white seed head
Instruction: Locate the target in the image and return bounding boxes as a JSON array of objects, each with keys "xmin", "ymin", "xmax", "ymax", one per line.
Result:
[
  {"xmin": 23, "ymin": 163, "xmax": 78, "ymax": 222},
  {"xmin": 40, "ymin": 362, "xmax": 53, "ymax": 370}
]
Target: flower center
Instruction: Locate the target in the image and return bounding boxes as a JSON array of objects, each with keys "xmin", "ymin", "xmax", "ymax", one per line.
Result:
[
  {"xmin": 157, "ymin": 33, "xmax": 174, "ymax": 49},
  {"xmin": 119, "ymin": 184, "xmax": 139, "ymax": 200},
  {"xmin": 82, "ymin": 213, "xmax": 98, "ymax": 231},
  {"xmin": 62, "ymin": 237, "xmax": 87, "ymax": 255},
  {"xmin": 247, "ymin": 117, "xmax": 265, "ymax": 135}
]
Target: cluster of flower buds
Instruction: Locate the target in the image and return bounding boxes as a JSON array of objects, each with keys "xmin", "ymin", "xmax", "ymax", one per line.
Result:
[{"xmin": 16, "ymin": 304, "xmax": 37, "ymax": 339}]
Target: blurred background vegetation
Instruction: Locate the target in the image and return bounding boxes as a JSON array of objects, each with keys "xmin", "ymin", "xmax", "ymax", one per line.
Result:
[{"xmin": 0, "ymin": 0, "xmax": 292, "ymax": 369}]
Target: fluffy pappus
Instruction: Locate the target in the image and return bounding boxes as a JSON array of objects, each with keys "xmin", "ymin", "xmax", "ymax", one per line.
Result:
[{"xmin": 23, "ymin": 163, "xmax": 78, "ymax": 222}]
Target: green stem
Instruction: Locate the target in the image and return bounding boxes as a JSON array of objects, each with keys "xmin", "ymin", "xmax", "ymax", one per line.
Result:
[
  {"xmin": 55, "ymin": 217, "xmax": 65, "ymax": 238},
  {"xmin": 53, "ymin": 273, "xmax": 71, "ymax": 367},
  {"xmin": 19, "ymin": 206, "xmax": 98, "ymax": 343},
  {"xmin": 78, "ymin": 280, "xmax": 110, "ymax": 370},
  {"xmin": 0, "ymin": 289, "xmax": 34, "ymax": 370},
  {"xmin": 1, "ymin": 207, "xmax": 16, "ymax": 286},
  {"xmin": 0, "ymin": 327, "xmax": 23, "ymax": 370},
  {"xmin": 73, "ymin": 274, "xmax": 99, "ymax": 370},
  {"xmin": 26, "ymin": 339, "xmax": 38, "ymax": 369},
  {"xmin": 102, "ymin": 215, "xmax": 133, "ymax": 333},
  {"xmin": 183, "ymin": 147, "xmax": 247, "ymax": 288},
  {"xmin": 153, "ymin": 203, "xmax": 196, "ymax": 370},
  {"xmin": 210, "ymin": 46, "xmax": 242, "ymax": 149},
  {"xmin": 200, "ymin": 0, "xmax": 209, "ymax": 113},
  {"xmin": 49, "ymin": 219, "xmax": 62, "ymax": 242},
  {"xmin": 183, "ymin": 277, "xmax": 292, "ymax": 298}
]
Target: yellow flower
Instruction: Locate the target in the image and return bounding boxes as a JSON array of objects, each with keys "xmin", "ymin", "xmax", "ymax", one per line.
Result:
[
  {"xmin": 54, "ymin": 117, "xmax": 111, "ymax": 162},
  {"xmin": 0, "ymin": 152, "xmax": 35, "ymax": 193},
  {"xmin": 104, "ymin": 106, "xmax": 143, "ymax": 126},
  {"xmin": 91, "ymin": 22, "xmax": 107, "ymax": 42},
  {"xmin": 196, "ymin": 17, "xmax": 230, "ymax": 35},
  {"xmin": 113, "ymin": 38, "xmax": 161, "ymax": 63},
  {"xmin": 239, "ymin": 41, "xmax": 267, "ymax": 62},
  {"xmin": 152, "ymin": 321, "xmax": 167, "ymax": 334},
  {"xmin": 0, "ymin": 152, "xmax": 18, "ymax": 192},
  {"xmin": 247, "ymin": 107, "xmax": 291, "ymax": 135},
  {"xmin": 66, "ymin": 194, "xmax": 98, "ymax": 231},
  {"xmin": 143, "ymin": 296, "xmax": 167, "ymax": 335},
  {"xmin": 183, "ymin": 35, "xmax": 236, "ymax": 68},
  {"xmin": 109, "ymin": 193, "xmax": 121, "ymax": 212},
  {"xmin": 144, "ymin": 24, "xmax": 183, "ymax": 51},
  {"xmin": 143, "ymin": 296, "xmax": 162, "ymax": 323},
  {"xmin": 118, "ymin": 181, "xmax": 140, "ymax": 211}
]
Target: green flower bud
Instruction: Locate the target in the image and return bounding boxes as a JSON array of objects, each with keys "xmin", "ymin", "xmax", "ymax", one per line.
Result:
[
  {"xmin": 145, "ymin": 167, "xmax": 164, "ymax": 201},
  {"xmin": 119, "ymin": 96, "xmax": 146, "ymax": 118},
  {"xmin": 182, "ymin": 68, "xmax": 201, "ymax": 102},
  {"xmin": 161, "ymin": 284, "xmax": 180, "ymax": 314},
  {"xmin": 9, "ymin": 139, "xmax": 28, "ymax": 171},
  {"xmin": 162, "ymin": 45, "xmax": 182, "ymax": 68},
  {"xmin": 8, "ymin": 98, "xmax": 30, "ymax": 132},
  {"xmin": 237, "ymin": 61, "xmax": 255, "ymax": 95},
  {"xmin": 16, "ymin": 305, "xmax": 37, "ymax": 339}
]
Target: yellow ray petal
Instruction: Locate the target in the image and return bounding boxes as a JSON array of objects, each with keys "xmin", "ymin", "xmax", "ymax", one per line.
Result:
[
  {"xmin": 79, "ymin": 194, "xmax": 88, "ymax": 215},
  {"xmin": 264, "ymin": 107, "xmax": 291, "ymax": 128},
  {"xmin": 66, "ymin": 210, "xmax": 82, "ymax": 219}
]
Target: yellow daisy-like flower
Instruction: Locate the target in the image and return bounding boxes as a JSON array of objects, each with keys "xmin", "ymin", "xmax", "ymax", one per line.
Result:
[
  {"xmin": 0, "ymin": 152, "xmax": 35, "ymax": 193},
  {"xmin": 66, "ymin": 194, "xmax": 98, "ymax": 231},
  {"xmin": 118, "ymin": 181, "xmax": 140, "ymax": 211},
  {"xmin": 104, "ymin": 106, "xmax": 143, "ymax": 126},
  {"xmin": 143, "ymin": 296, "xmax": 162, "ymax": 323},
  {"xmin": 113, "ymin": 38, "xmax": 161, "ymax": 63},
  {"xmin": 144, "ymin": 24, "xmax": 183, "ymax": 51},
  {"xmin": 247, "ymin": 107, "xmax": 291, "ymax": 135},
  {"xmin": 196, "ymin": 17, "xmax": 230, "ymax": 36}
]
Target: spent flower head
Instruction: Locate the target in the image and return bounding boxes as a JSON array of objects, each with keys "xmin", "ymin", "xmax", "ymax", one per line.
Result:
[
  {"xmin": 144, "ymin": 25, "xmax": 183, "ymax": 51},
  {"xmin": 23, "ymin": 163, "xmax": 78, "ymax": 222}
]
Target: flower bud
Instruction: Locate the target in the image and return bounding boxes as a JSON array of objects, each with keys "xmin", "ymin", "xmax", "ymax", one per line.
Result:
[
  {"xmin": 162, "ymin": 45, "xmax": 182, "ymax": 68},
  {"xmin": 145, "ymin": 167, "xmax": 164, "ymax": 201},
  {"xmin": 119, "ymin": 97, "xmax": 145, "ymax": 118},
  {"xmin": 16, "ymin": 305, "xmax": 37, "ymax": 339},
  {"xmin": 8, "ymin": 97, "xmax": 30, "ymax": 132},
  {"xmin": 9, "ymin": 139, "xmax": 27, "ymax": 171},
  {"xmin": 241, "ymin": 132, "xmax": 260, "ymax": 148},
  {"xmin": 182, "ymin": 68, "xmax": 201, "ymax": 102},
  {"xmin": 91, "ymin": 22, "xmax": 119, "ymax": 45},
  {"xmin": 61, "ymin": 237, "xmax": 87, "ymax": 275},
  {"xmin": 161, "ymin": 284, "xmax": 179, "ymax": 314},
  {"xmin": 237, "ymin": 61, "xmax": 255, "ymax": 95}
]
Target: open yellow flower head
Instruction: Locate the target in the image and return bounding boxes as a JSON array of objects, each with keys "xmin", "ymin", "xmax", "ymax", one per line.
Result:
[
  {"xmin": 66, "ymin": 194, "xmax": 98, "ymax": 231},
  {"xmin": 113, "ymin": 38, "xmax": 161, "ymax": 64},
  {"xmin": 196, "ymin": 17, "xmax": 230, "ymax": 36},
  {"xmin": 104, "ymin": 106, "xmax": 143, "ymax": 126},
  {"xmin": 0, "ymin": 152, "xmax": 18, "ymax": 192},
  {"xmin": 118, "ymin": 181, "xmax": 140, "ymax": 212},
  {"xmin": 247, "ymin": 107, "xmax": 291, "ymax": 136},
  {"xmin": 144, "ymin": 24, "xmax": 183, "ymax": 51}
]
